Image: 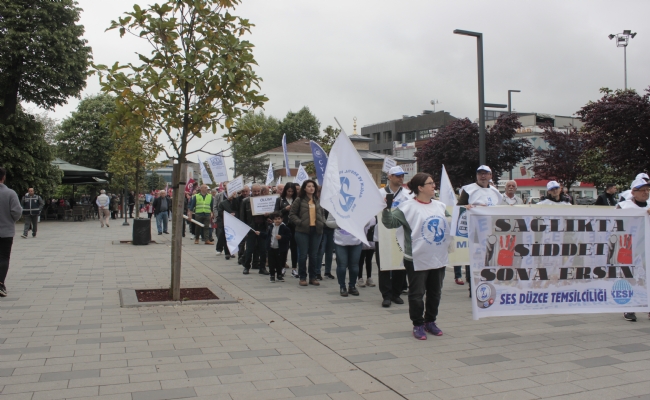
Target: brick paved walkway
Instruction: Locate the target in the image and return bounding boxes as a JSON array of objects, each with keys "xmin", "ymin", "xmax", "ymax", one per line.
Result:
[{"xmin": 1, "ymin": 218, "xmax": 649, "ymax": 399}]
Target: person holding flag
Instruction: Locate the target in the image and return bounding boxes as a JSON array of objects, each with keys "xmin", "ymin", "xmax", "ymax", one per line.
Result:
[
  {"xmin": 382, "ymin": 173, "xmax": 454, "ymax": 340},
  {"xmin": 375, "ymin": 166, "xmax": 413, "ymax": 307}
]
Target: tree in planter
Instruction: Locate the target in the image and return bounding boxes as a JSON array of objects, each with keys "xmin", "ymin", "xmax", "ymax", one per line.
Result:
[
  {"xmin": 0, "ymin": 0, "xmax": 92, "ymax": 123},
  {"xmin": 95, "ymin": 0, "xmax": 267, "ymax": 300},
  {"xmin": 56, "ymin": 94, "xmax": 116, "ymax": 171},
  {"xmin": 531, "ymin": 126, "xmax": 585, "ymax": 192},
  {"xmin": 416, "ymin": 114, "xmax": 533, "ymax": 187}
]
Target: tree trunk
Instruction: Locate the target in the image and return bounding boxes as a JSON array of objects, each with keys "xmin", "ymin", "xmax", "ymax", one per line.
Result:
[
  {"xmin": 134, "ymin": 159, "xmax": 140, "ymax": 218},
  {"xmin": 170, "ymin": 162, "xmax": 186, "ymax": 301}
]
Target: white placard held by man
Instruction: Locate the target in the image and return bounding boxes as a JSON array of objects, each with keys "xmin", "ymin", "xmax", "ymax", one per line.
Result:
[
  {"xmin": 197, "ymin": 155, "xmax": 212, "ymax": 185},
  {"xmin": 251, "ymin": 195, "xmax": 279, "ymax": 216},
  {"xmin": 207, "ymin": 154, "xmax": 228, "ymax": 182},
  {"xmin": 382, "ymin": 157, "xmax": 397, "ymax": 174},
  {"xmin": 226, "ymin": 175, "xmax": 244, "ymax": 197}
]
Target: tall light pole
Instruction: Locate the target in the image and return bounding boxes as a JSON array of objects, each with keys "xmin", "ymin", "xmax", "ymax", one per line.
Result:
[
  {"xmin": 454, "ymin": 29, "xmax": 486, "ymax": 165},
  {"xmin": 608, "ymin": 30, "xmax": 637, "ymax": 90},
  {"xmin": 508, "ymin": 90, "xmax": 520, "ymax": 114}
]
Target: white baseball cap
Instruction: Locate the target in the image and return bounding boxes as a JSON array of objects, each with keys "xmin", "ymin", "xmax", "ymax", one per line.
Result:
[
  {"xmin": 631, "ymin": 178, "xmax": 650, "ymax": 190},
  {"xmin": 547, "ymin": 181, "xmax": 560, "ymax": 190},
  {"xmin": 477, "ymin": 165, "xmax": 492, "ymax": 173},
  {"xmin": 388, "ymin": 166, "xmax": 407, "ymax": 176},
  {"xmin": 636, "ymin": 173, "xmax": 649, "ymax": 181}
]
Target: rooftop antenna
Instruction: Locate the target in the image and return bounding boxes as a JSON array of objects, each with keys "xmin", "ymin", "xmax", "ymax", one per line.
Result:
[{"xmin": 430, "ymin": 99, "xmax": 440, "ymax": 112}]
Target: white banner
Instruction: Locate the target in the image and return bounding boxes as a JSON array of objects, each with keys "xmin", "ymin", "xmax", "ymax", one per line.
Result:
[
  {"xmin": 468, "ymin": 206, "xmax": 650, "ymax": 320},
  {"xmin": 223, "ymin": 212, "xmax": 252, "ymax": 254},
  {"xmin": 448, "ymin": 206, "xmax": 469, "ymax": 265},
  {"xmin": 382, "ymin": 157, "xmax": 397, "ymax": 173},
  {"xmin": 265, "ymin": 162, "xmax": 274, "ymax": 186},
  {"xmin": 294, "ymin": 165, "xmax": 309, "ymax": 187},
  {"xmin": 251, "ymin": 195, "xmax": 278, "ymax": 216},
  {"xmin": 197, "ymin": 155, "xmax": 212, "ymax": 185},
  {"xmin": 207, "ymin": 154, "xmax": 229, "ymax": 183},
  {"xmin": 226, "ymin": 175, "xmax": 243, "ymax": 197},
  {"xmin": 321, "ymin": 132, "xmax": 386, "ymax": 246}
]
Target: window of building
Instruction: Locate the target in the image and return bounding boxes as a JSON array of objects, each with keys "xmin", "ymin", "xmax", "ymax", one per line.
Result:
[
  {"xmin": 401, "ymin": 131, "xmax": 416, "ymax": 143},
  {"xmin": 383, "ymin": 131, "xmax": 392, "ymax": 143},
  {"xmin": 383, "ymin": 149, "xmax": 393, "ymax": 155},
  {"xmin": 294, "ymin": 160, "xmax": 301, "ymax": 168},
  {"xmin": 373, "ymin": 132, "xmax": 380, "ymax": 144}
]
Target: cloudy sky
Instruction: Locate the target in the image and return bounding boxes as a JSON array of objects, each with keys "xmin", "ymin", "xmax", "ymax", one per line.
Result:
[{"xmin": 41, "ymin": 0, "xmax": 649, "ymax": 169}]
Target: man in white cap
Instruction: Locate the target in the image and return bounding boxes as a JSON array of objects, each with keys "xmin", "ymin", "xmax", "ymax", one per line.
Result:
[
  {"xmin": 458, "ymin": 166, "xmax": 503, "ymax": 207},
  {"xmin": 617, "ymin": 178, "xmax": 650, "ymax": 322},
  {"xmin": 456, "ymin": 165, "xmax": 503, "ymax": 294},
  {"xmin": 537, "ymin": 181, "xmax": 572, "ymax": 205},
  {"xmin": 375, "ymin": 166, "xmax": 413, "ymax": 307},
  {"xmin": 619, "ymin": 173, "xmax": 649, "ymax": 203},
  {"xmin": 96, "ymin": 190, "xmax": 111, "ymax": 228}
]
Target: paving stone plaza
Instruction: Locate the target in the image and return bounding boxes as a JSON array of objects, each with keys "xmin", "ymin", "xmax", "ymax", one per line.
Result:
[{"xmin": 1, "ymin": 219, "xmax": 650, "ymax": 400}]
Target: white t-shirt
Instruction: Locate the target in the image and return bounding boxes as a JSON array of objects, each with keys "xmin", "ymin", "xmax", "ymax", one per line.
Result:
[{"xmin": 461, "ymin": 183, "xmax": 503, "ymax": 206}]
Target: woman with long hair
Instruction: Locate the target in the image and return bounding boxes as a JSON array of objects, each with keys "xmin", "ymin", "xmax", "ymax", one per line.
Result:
[
  {"xmin": 289, "ymin": 180, "xmax": 325, "ymax": 286},
  {"xmin": 382, "ymin": 172, "xmax": 453, "ymax": 340},
  {"xmin": 275, "ymin": 183, "xmax": 299, "ymax": 277}
]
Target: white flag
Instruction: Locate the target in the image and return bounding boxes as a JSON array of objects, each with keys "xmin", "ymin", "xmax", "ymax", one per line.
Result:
[
  {"xmin": 197, "ymin": 155, "xmax": 212, "ymax": 185},
  {"xmin": 277, "ymin": 175, "xmax": 282, "ymax": 186},
  {"xmin": 439, "ymin": 165, "xmax": 457, "ymax": 206},
  {"xmin": 207, "ymin": 154, "xmax": 228, "ymax": 183},
  {"xmin": 294, "ymin": 165, "xmax": 309, "ymax": 186},
  {"xmin": 320, "ymin": 132, "xmax": 385, "ymax": 245},
  {"xmin": 223, "ymin": 212, "xmax": 252, "ymax": 254},
  {"xmin": 265, "ymin": 161, "xmax": 274, "ymax": 186}
]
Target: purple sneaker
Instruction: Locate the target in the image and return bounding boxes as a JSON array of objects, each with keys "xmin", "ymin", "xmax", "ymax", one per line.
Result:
[
  {"xmin": 424, "ymin": 322, "xmax": 443, "ymax": 336},
  {"xmin": 413, "ymin": 325, "xmax": 427, "ymax": 340}
]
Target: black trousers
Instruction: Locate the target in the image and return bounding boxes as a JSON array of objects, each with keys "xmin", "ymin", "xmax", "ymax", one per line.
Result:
[
  {"xmin": 358, "ymin": 249, "xmax": 374, "ymax": 278},
  {"xmin": 128, "ymin": 204, "xmax": 134, "ymax": 217},
  {"xmin": 268, "ymin": 248, "xmax": 288, "ymax": 277},
  {"xmin": 216, "ymin": 228, "xmax": 230, "ymax": 256},
  {"xmin": 288, "ymin": 225, "xmax": 298, "ymax": 268},
  {"xmin": 0, "ymin": 237, "xmax": 13, "ymax": 283},
  {"xmin": 244, "ymin": 231, "xmax": 267, "ymax": 269},
  {"xmin": 375, "ymin": 242, "xmax": 406, "ymax": 300},
  {"xmin": 404, "ymin": 259, "xmax": 444, "ymax": 326}
]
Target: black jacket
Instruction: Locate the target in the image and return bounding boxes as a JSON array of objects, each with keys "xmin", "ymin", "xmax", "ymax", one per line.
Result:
[
  {"xmin": 240, "ymin": 197, "xmax": 268, "ymax": 231},
  {"xmin": 274, "ymin": 196, "xmax": 296, "ymax": 226},
  {"xmin": 217, "ymin": 198, "xmax": 234, "ymax": 226},
  {"xmin": 595, "ymin": 192, "xmax": 617, "ymax": 206},
  {"xmin": 152, "ymin": 196, "xmax": 170, "ymax": 215},
  {"xmin": 266, "ymin": 223, "xmax": 291, "ymax": 252}
]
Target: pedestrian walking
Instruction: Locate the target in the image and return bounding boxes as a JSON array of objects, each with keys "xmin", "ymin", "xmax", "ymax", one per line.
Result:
[
  {"xmin": 0, "ymin": 167, "xmax": 23, "ymax": 297},
  {"xmin": 289, "ymin": 180, "xmax": 325, "ymax": 287},
  {"xmin": 382, "ymin": 173, "xmax": 453, "ymax": 340},
  {"xmin": 96, "ymin": 189, "xmax": 111, "ymax": 228},
  {"xmin": 188, "ymin": 184, "xmax": 214, "ymax": 245},
  {"xmin": 128, "ymin": 191, "xmax": 135, "ymax": 218},
  {"xmin": 240, "ymin": 184, "xmax": 269, "ymax": 275},
  {"xmin": 20, "ymin": 187, "xmax": 44, "ymax": 238},
  {"xmin": 275, "ymin": 183, "xmax": 298, "ymax": 277},
  {"xmin": 617, "ymin": 178, "xmax": 650, "ymax": 322},
  {"xmin": 358, "ymin": 217, "xmax": 377, "ymax": 288},
  {"xmin": 595, "ymin": 183, "xmax": 618, "ymax": 206},
  {"xmin": 152, "ymin": 190, "xmax": 170, "ymax": 235},
  {"xmin": 326, "ymin": 213, "xmax": 364, "ymax": 297},
  {"xmin": 267, "ymin": 212, "xmax": 291, "ymax": 283}
]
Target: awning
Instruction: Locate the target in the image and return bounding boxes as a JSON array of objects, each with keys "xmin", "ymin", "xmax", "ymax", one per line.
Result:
[{"xmin": 52, "ymin": 158, "xmax": 109, "ymax": 185}]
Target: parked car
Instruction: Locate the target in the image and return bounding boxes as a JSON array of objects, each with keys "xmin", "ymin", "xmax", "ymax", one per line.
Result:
[{"xmin": 575, "ymin": 196, "xmax": 596, "ymax": 205}]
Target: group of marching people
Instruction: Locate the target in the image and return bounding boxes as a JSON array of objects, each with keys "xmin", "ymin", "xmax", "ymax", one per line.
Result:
[{"xmin": 181, "ymin": 165, "xmax": 650, "ymax": 340}]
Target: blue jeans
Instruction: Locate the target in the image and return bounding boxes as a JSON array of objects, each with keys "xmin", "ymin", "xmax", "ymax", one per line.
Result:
[
  {"xmin": 335, "ymin": 243, "xmax": 362, "ymax": 289},
  {"xmin": 155, "ymin": 212, "xmax": 168, "ymax": 233},
  {"xmin": 294, "ymin": 228, "xmax": 322, "ymax": 281},
  {"xmin": 454, "ymin": 265, "xmax": 463, "ymax": 279},
  {"xmin": 316, "ymin": 228, "xmax": 334, "ymax": 275}
]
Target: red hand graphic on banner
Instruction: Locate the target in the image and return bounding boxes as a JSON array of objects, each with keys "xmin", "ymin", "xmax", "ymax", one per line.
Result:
[
  {"xmin": 497, "ymin": 235, "xmax": 516, "ymax": 266},
  {"xmin": 617, "ymin": 234, "xmax": 632, "ymax": 264}
]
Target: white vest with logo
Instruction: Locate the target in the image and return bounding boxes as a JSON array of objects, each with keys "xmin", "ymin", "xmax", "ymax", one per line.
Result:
[
  {"xmin": 374, "ymin": 186, "xmax": 414, "ymax": 243},
  {"xmin": 617, "ymin": 200, "xmax": 650, "ymax": 210},
  {"xmin": 398, "ymin": 199, "xmax": 449, "ymax": 271},
  {"xmin": 461, "ymin": 183, "xmax": 503, "ymax": 206}
]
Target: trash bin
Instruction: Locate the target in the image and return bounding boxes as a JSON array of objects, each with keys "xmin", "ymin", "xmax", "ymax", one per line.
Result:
[{"xmin": 132, "ymin": 218, "xmax": 151, "ymax": 245}]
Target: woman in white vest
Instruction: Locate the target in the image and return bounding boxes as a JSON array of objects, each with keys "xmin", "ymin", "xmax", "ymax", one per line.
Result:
[
  {"xmin": 537, "ymin": 181, "xmax": 572, "ymax": 205},
  {"xmin": 382, "ymin": 173, "xmax": 454, "ymax": 340},
  {"xmin": 617, "ymin": 178, "xmax": 650, "ymax": 322}
]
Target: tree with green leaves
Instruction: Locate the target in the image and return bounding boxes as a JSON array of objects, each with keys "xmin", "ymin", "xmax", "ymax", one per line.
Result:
[
  {"xmin": 95, "ymin": 0, "xmax": 267, "ymax": 300},
  {"xmin": 0, "ymin": 106, "xmax": 62, "ymax": 199},
  {"xmin": 0, "ymin": 0, "xmax": 92, "ymax": 123},
  {"xmin": 577, "ymin": 148, "xmax": 630, "ymax": 191},
  {"xmin": 145, "ymin": 172, "xmax": 167, "ymax": 193},
  {"xmin": 55, "ymin": 94, "xmax": 116, "ymax": 171},
  {"xmin": 279, "ymin": 106, "xmax": 321, "ymax": 143},
  {"xmin": 237, "ymin": 155, "xmax": 269, "ymax": 183},
  {"xmin": 232, "ymin": 110, "xmax": 280, "ymax": 168}
]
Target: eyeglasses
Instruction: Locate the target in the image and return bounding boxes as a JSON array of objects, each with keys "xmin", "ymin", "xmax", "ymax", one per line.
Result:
[
  {"xmin": 634, "ymin": 188, "xmax": 650, "ymax": 193},
  {"xmin": 421, "ymin": 182, "xmax": 435, "ymax": 187}
]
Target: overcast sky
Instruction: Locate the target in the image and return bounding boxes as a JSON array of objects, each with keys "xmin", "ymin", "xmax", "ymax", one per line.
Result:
[{"xmin": 40, "ymin": 0, "xmax": 649, "ymax": 170}]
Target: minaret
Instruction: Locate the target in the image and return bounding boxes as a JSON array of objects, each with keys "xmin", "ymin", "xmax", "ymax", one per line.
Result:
[{"xmin": 353, "ymin": 117, "xmax": 358, "ymax": 135}]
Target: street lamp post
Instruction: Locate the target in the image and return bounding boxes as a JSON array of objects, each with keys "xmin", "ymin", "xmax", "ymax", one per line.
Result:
[
  {"xmin": 508, "ymin": 90, "xmax": 521, "ymax": 114},
  {"xmin": 454, "ymin": 29, "xmax": 486, "ymax": 165},
  {"xmin": 608, "ymin": 30, "xmax": 637, "ymax": 90},
  {"xmin": 122, "ymin": 175, "xmax": 129, "ymax": 226}
]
